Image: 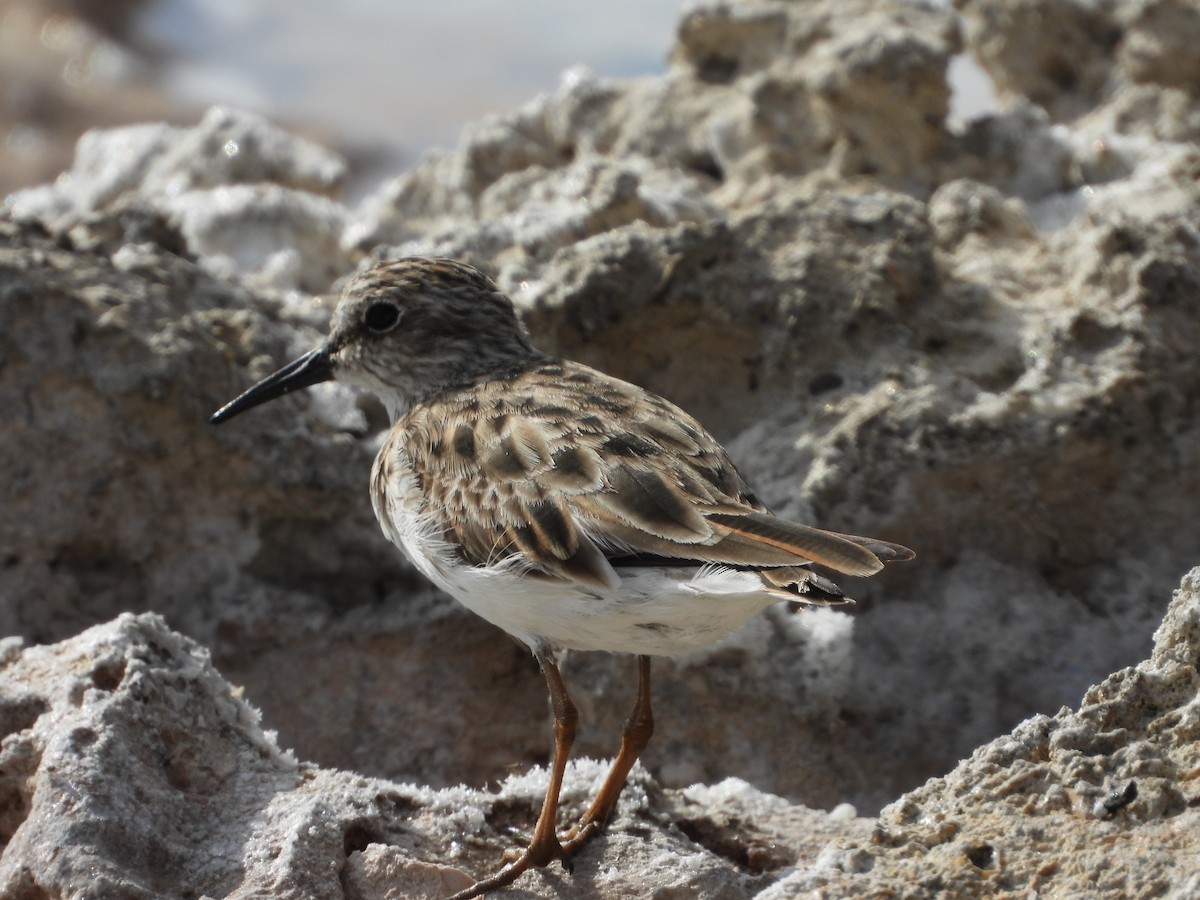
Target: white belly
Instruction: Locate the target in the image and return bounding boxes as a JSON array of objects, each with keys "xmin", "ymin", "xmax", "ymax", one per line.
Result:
[{"xmin": 433, "ymin": 561, "xmax": 778, "ymax": 656}]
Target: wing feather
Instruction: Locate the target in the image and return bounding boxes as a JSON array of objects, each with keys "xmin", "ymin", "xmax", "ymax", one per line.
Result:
[
  {"xmin": 398, "ymin": 360, "xmax": 911, "ymax": 590},
  {"xmin": 707, "ymin": 512, "xmax": 884, "ymax": 577},
  {"xmin": 585, "ymin": 466, "xmax": 711, "ymax": 541}
]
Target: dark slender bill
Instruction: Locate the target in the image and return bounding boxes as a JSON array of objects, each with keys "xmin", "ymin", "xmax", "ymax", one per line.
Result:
[{"xmin": 210, "ymin": 345, "xmax": 334, "ymax": 424}]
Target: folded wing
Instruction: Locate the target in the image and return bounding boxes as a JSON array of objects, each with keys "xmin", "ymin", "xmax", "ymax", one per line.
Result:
[{"xmin": 400, "ymin": 361, "xmax": 912, "ymax": 597}]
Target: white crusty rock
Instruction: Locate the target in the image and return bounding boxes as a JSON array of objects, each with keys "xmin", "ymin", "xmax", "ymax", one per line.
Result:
[
  {"xmin": 0, "ymin": 613, "xmax": 865, "ymax": 898},
  {"xmin": 768, "ymin": 566, "xmax": 1200, "ymax": 897},
  {"xmin": 6, "ymin": 106, "xmax": 352, "ymax": 292},
  {"xmin": 4, "ymin": 573, "xmax": 1199, "ymax": 897}
]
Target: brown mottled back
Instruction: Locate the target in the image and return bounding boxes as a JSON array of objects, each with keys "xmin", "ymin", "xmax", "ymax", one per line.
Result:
[{"xmin": 380, "ymin": 356, "xmax": 905, "ymax": 590}]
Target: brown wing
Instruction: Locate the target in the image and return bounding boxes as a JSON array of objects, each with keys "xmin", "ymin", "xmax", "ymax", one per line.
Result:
[{"xmin": 398, "ymin": 360, "xmax": 911, "ymax": 590}]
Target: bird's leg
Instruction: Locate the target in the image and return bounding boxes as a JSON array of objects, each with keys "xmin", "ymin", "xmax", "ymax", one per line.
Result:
[
  {"xmin": 563, "ymin": 654, "xmax": 654, "ymax": 852},
  {"xmin": 446, "ymin": 651, "xmax": 578, "ymax": 900}
]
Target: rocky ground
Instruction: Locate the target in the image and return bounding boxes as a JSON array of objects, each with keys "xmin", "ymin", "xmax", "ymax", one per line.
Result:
[{"xmin": 2, "ymin": 0, "xmax": 1199, "ymax": 896}]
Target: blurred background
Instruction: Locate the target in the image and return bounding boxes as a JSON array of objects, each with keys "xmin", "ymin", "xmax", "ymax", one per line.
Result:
[
  {"xmin": 0, "ymin": 0, "xmax": 680, "ymax": 199},
  {"xmin": 1, "ymin": 0, "xmax": 996, "ymax": 202}
]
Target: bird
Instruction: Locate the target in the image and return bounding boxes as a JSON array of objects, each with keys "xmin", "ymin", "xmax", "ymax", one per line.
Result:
[{"xmin": 210, "ymin": 257, "xmax": 913, "ymax": 898}]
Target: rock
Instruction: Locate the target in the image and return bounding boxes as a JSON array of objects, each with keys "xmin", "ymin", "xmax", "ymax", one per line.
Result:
[
  {"xmin": 768, "ymin": 566, "xmax": 1200, "ymax": 897},
  {"xmin": 0, "ymin": 613, "xmax": 861, "ymax": 897},
  {"xmin": 4, "ymin": 574, "xmax": 1198, "ymax": 896},
  {"xmin": 8, "ymin": 107, "xmax": 351, "ymax": 292},
  {"xmin": 957, "ymin": 0, "xmax": 1122, "ymax": 122},
  {"xmin": 2, "ymin": 0, "xmax": 1200, "ymax": 894}
]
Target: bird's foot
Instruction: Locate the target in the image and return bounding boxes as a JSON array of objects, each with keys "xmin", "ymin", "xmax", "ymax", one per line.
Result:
[
  {"xmin": 444, "ymin": 830, "xmax": 573, "ymax": 900},
  {"xmin": 560, "ymin": 815, "xmax": 606, "ymax": 855}
]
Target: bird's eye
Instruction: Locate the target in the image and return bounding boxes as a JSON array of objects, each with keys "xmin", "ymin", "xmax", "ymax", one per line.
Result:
[{"xmin": 364, "ymin": 302, "xmax": 401, "ymax": 333}]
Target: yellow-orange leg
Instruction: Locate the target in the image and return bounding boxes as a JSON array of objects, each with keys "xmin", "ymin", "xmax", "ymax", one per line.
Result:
[
  {"xmin": 563, "ymin": 654, "xmax": 654, "ymax": 851},
  {"xmin": 446, "ymin": 652, "xmax": 578, "ymax": 900},
  {"xmin": 446, "ymin": 655, "xmax": 655, "ymax": 899}
]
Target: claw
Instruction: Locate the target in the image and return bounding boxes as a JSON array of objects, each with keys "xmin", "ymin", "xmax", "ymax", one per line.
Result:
[{"xmin": 443, "ymin": 836, "xmax": 573, "ymax": 900}]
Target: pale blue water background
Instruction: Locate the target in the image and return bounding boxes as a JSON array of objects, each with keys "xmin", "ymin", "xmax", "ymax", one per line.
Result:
[{"xmin": 139, "ymin": 0, "xmax": 682, "ymax": 158}]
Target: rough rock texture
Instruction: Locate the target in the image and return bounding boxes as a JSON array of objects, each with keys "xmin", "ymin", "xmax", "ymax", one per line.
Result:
[
  {"xmin": 3, "ymin": 0, "xmax": 1200, "ymax": 895},
  {"xmin": 0, "ymin": 613, "xmax": 870, "ymax": 898},
  {"xmin": 771, "ymin": 567, "xmax": 1200, "ymax": 898},
  {"xmin": 4, "ymin": 573, "xmax": 1199, "ymax": 897}
]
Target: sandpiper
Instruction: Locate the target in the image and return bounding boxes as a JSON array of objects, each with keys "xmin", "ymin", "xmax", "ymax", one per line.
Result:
[{"xmin": 211, "ymin": 257, "xmax": 912, "ymax": 897}]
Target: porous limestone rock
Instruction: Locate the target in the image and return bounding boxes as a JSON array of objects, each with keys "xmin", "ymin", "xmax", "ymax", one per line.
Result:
[
  {"xmin": 9, "ymin": 106, "xmax": 351, "ymax": 292},
  {"xmin": 4, "ymin": 572, "xmax": 1198, "ymax": 897},
  {"xmin": 768, "ymin": 567, "xmax": 1200, "ymax": 898},
  {"xmin": 0, "ymin": 613, "xmax": 867, "ymax": 898}
]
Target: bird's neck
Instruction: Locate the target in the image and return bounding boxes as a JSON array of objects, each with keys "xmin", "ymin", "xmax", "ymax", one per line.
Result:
[{"xmin": 385, "ymin": 348, "xmax": 554, "ymax": 423}]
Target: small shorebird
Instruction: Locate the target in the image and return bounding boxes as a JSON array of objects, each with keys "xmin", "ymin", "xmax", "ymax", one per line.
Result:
[{"xmin": 211, "ymin": 258, "xmax": 912, "ymax": 897}]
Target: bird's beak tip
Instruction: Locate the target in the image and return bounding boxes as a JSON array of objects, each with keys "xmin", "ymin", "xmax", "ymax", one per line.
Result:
[{"xmin": 209, "ymin": 345, "xmax": 335, "ymax": 425}]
